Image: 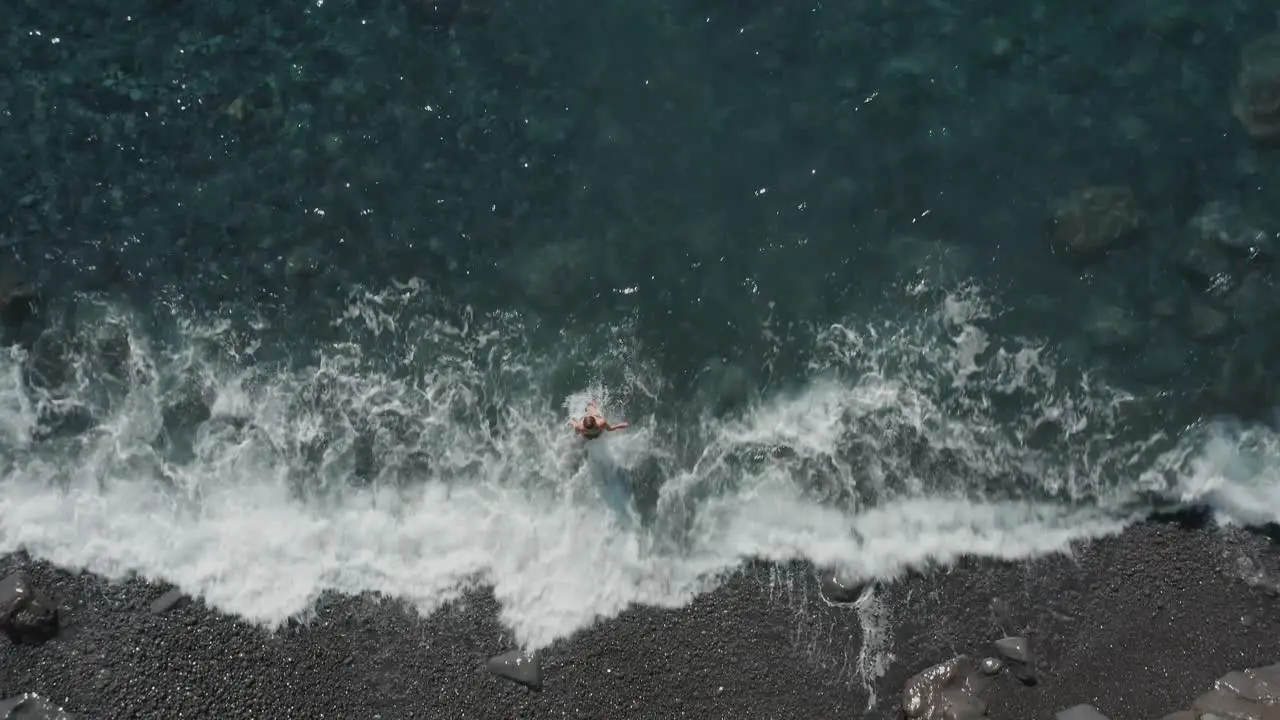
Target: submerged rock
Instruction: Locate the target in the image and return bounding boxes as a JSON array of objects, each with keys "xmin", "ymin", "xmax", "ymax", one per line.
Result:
[
  {"xmin": 992, "ymin": 636, "xmax": 1036, "ymax": 685},
  {"xmin": 900, "ymin": 655, "xmax": 992, "ymax": 720},
  {"xmin": 487, "ymin": 649, "xmax": 542, "ymax": 690},
  {"xmin": 0, "ymin": 274, "xmax": 38, "ymax": 334},
  {"xmin": 884, "ymin": 235, "xmax": 975, "ymax": 290},
  {"xmin": 1084, "ymin": 303, "xmax": 1143, "ymax": 349},
  {"xmin": 0, "ymin": 693, "xmax": 76, "ymax": 719},
  {"xmin": 1185, "ymin": 302, "xmax": 1231, "ymax": 342},
  {"xmin": 1190, "ymin": 201, "xmax": 1275, "ymax": 259},
  {"xmin": 1174, "ymin": 235, "xmax": 1236, "ymax": 297},
  {"xmin": 0, "ymin": 572, "xmax": 59, "ymax": 645},
  {"xmin": 1054, "ymin": 704, "xmax": 1110, "ymax": 720},
  {"xmin": 1048, "ymin": 185, "xmax": 1143, "ymax": 261},
  {"xmin": 1225, "ymin": 272, "xmax": 1280, "ymax": 329},
  {"xmin": 1231, "ymin": 33, "xmax": 1280, "ymax": 139}
]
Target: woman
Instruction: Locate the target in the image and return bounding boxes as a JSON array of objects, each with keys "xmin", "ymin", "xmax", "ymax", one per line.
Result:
[{"xmin": 569, "ymin": 399, "xmax": 629, "ymax": 440}]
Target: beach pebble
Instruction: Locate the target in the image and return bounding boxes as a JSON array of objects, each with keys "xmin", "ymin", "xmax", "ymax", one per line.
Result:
[
  {"xmin": 487, "ymin": 649, "xmax": 542, "ymax": 690},
  {"xmin": 149, "ymin": 588, "xmax": 190, "ymax": 615},
  {"xmin": 993, "ymin": 636, "xmax": 1037, "ymax": 685},
  {"xmin": 900, "ymin": 655, "xmax": 989, "ymax": 720},
  {"xmin": 1054, "ymin": 703, "xmax": 1110, "ymax": 720}
]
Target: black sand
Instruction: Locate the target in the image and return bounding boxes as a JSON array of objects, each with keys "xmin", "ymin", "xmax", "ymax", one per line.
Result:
[{"xmin": 3, "ymin": 518, "xmax": 1279, "ymax": 719}]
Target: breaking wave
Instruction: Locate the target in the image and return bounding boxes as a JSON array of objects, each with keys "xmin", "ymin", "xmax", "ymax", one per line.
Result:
[{"xmin": 0, "ymin": 278, "xmax": 1270, "ymax": 649}]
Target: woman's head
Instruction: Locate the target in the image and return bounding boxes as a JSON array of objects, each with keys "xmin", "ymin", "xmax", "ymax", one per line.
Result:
[{"xmin": 583, "ymin": 416, "xmax": 598, "ymax": 429}]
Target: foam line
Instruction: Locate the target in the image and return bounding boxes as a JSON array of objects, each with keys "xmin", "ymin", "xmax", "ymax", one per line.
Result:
[{"xmin": 0, "ymin": 284, "xmax": 1263, "ymax": 650}]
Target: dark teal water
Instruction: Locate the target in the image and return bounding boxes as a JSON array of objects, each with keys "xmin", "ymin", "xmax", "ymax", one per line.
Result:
[{"xmin": 2, "ymin": 1, "xmax": 1279, "ymax": 651}]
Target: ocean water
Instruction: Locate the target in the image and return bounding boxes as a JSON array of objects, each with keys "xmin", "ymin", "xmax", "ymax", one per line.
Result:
[{"xmin": 3, "ymin": 1, "xmax": 1279, "ymax": 652}]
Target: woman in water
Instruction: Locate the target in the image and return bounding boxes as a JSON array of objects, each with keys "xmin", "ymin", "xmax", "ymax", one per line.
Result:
[{"xmin": 570, "ymin": 399, "xmax": 629, "ymax": 440}]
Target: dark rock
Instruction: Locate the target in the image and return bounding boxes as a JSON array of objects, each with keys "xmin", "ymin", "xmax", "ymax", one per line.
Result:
[
  {"xmin": 992, "ymin": 636, "xmax": 1036, "ymax": 685},
  {"xmin": 818, "ymin": 570, "xmax": 867, "ymax": 603},
  {"xmin": 1128, "ymin": 0, "xmax": 1200, "ymax": 48},
  {"xmin": 0, "ymin": 693, "xmax": 76, "ymax": 719},
  {"xmin": 900, "ymin": 655, "xmax": 992, "ymax": 720},
  {"xmin": 486, "ymin": 649, "xmax": 542, "ymax": 690},
  {"xmin": 0, "ymin": 573, "xmax": 58, "ymax": 645},
  {"xmin": 1054, "ymin": 703, "xmax": 1110, "ymax": 720},
  {"xmin": 149, "ymin": 588, "xmax": 189, "ymax": 615},
  {"xmin": 979, "ymin": 657, "xmax": 1002, "ymax": 676},
  {"xmin": 0, "ymin": 275, "xmax": 38, "ymax": 333},
  {"xmin": 1225, "ymin": 272, "xmax": 1280, "ymax": 328},
  {"xmin": 1048, "ymin": 185, "xmax": 1143, "ymax": 261},
  {"xmin": 991, "ymin": 636, "xmax": 1030, "ymax": 664}
]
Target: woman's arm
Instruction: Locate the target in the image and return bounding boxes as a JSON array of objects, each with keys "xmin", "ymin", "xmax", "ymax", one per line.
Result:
[{"xmin": 605, "ymin": 421, "xmax": 629, "ymax": 432}]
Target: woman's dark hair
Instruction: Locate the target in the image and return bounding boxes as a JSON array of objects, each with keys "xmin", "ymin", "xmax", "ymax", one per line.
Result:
[{"xmin": 583, "ymin": 416, "xmax": 597, "ymax": 429}]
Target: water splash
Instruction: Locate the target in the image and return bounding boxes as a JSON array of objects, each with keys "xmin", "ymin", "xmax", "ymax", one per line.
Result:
[{"xmin": 0, "ymin": 279, "xmax": 1261, "ymax": 650}]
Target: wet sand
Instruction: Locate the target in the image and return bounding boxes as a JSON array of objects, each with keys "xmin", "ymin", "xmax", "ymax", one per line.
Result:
[{"xmin": 2, "ymin": 517, "xmax": 1278, "ymax": 719}]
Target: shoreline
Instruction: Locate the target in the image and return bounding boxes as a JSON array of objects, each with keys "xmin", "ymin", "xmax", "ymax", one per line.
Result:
[{"xmin": 3, "ymin": 516, "xmax": 1279, "ymax": 719}]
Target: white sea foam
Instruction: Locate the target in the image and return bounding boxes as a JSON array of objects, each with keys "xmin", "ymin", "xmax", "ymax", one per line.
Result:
[
  {"xmin": 0, "ymin": 281, "xmax": 1264, "ymax": 650},
  {"xmin": 1141, "ymin": 416, "xmax": 1280, "ymax": 527}
]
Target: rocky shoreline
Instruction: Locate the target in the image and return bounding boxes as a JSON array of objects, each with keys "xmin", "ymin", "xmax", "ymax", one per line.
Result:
[{"xmin": 2, "ymin": 516, "xmax": 1279, "ymax": 719}]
